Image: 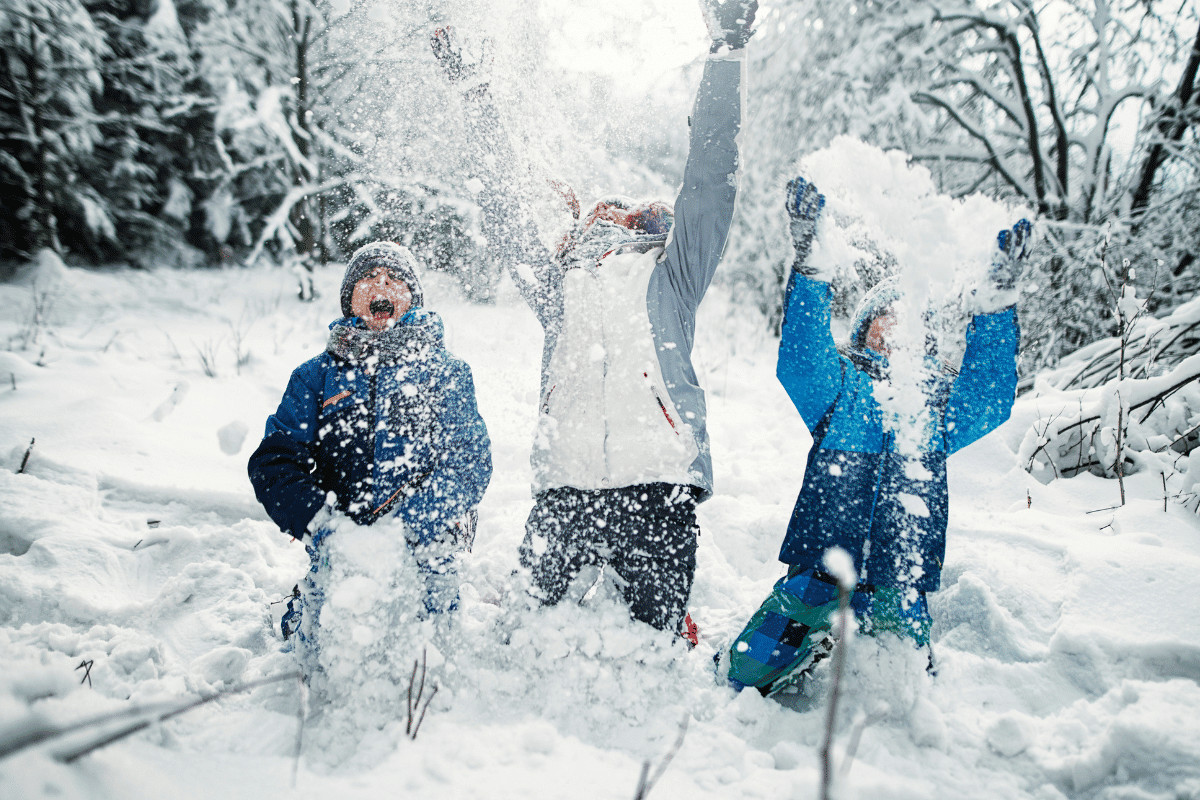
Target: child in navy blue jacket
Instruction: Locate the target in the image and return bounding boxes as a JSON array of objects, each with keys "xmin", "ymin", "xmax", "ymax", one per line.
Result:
[
  {"xmin": 249, "ymin": 242, "xmax": 492, "ymax": 645},
  {"xmin": 725, "ymin": 178, "xmax": 1028, "ymax": 695}
]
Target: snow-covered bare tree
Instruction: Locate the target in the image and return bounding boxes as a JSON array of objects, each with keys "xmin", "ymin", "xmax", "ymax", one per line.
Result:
[
  {"xmin": 195, "ymin": 0, "xmax": 510, "ymax": 299},
  {"xmin": 723, "ymin": 0, "xmax": 1199, "ymax": 372},
  {"xmin": 196, "ymin": 0, "xmax": 340, "ymax": 294},
  {"xmin": 884, "ymin": 0, "xmax": 1199, "ymax": 368},
  {"xmin": 1125, "ymin": 16, "xmax": 1200, "ymax": 313}
]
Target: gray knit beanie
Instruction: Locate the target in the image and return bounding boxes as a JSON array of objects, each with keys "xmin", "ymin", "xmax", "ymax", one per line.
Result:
[{"xmin": 340, "ymin": 242, "xmax": 424, "ymax": 318}]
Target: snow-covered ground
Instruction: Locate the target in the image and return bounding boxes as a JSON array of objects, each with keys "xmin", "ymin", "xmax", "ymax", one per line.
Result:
[{"xmin": 2, "ymin": 245, "xmax": 1200, "ymax": 799}]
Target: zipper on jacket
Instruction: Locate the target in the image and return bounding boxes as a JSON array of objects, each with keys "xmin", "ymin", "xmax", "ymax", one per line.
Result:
[
  {"xmin": 644, "ymin": 372, "xmax": 680, "ymax": 434},
  {"xmin": 322, "ymin": 389, "xmax": 353, "ymax": 409},
  {"xmin": 368, "ymin": 364, "xmax": 378, "ymax": 502},
  {"xmin": 372, "ymin": 469, "xmax": 433, "ymax": 517}
]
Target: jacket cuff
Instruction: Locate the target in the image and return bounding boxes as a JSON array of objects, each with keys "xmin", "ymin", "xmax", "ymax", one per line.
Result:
[
  {"xmin": 301, "ymin": 497, "xmax": 336, "ymax": 543},
  {"xmin": 969, "ymin": 285, "xmax": 1018, "ymax": 314},
  {"xmin": 707, "ymin": 45, "xmax": 749, "ymax": 61}
]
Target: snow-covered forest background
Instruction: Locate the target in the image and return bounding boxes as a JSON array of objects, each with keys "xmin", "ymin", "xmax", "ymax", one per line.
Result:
[
  {"xmin": 4, "ymin": 0, "xmax": 1200, "ymax": 363},
  {"xmin": 3, "ymin": 0, "xmax": 1200, "ymax": 798}
]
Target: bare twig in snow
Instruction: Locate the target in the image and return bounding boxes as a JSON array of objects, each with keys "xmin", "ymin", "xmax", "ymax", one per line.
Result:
[
  {"xmin": 840, "ymin": 707, "xmax": 888, "ymax": 780},
  {"xmin": 820, "ymin": 579, "xmax": 853, "ymax": 800},
  {"xmin": 75, "ymin": 660, "xmax": 93, "ymax": 688},
  {"xmin": 406, "ymin": 647, "xmax": 438, "ymax": 740},
  {"xmin": 633, "ymin": 714, "xmax": 689, "ymax": 800},
  {"xmin": 196, "ymin": 339, "xmax": 221, "ymax": 378},
  {"xmin": 1115, "ymin": 390, "xmax": 1127, "ymax": 506},
  {"xmin": 292, "ymin": 677, "xmax": 307, "ymax": 788},
  {"xmin": 229, "ymin": 316, "xmax": 254, "ymax": 376},
  {"xmin": 18, "ymin": 438, "xmax": 35, "ymax": 473}
]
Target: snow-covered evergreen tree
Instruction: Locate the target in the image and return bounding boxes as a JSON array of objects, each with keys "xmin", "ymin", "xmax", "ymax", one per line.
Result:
[
  {"xmin": 0, "ymin": 0, "xmax": 108, "ymax": 259},
  {"xmin": 85, "ymin": 0, "xmax": 217, "ymax": 266}
]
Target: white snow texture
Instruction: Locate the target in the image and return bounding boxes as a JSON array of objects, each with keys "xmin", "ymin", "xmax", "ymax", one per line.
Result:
[{"xmin": 1, "ymin": 138, "xmax": 1199, "ymax": 800}]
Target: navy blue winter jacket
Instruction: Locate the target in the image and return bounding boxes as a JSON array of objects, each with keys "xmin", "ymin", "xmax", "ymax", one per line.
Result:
[
  {"xmin": 776, "ymin": 272, "xmax": 1019, "ymax": 592},
  {"xmin": 248, "ymin": 311, "xmax": 492, "ymax": 544}
]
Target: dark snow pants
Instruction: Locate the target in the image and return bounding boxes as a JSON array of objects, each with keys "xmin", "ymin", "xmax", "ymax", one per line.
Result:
[{"xmin": 519, "ymin": 482, "xmax": 700, "ymax": 633}]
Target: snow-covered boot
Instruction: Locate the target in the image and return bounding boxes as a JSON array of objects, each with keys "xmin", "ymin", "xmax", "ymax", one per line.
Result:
[{"xmin": 725, "ymin": 567, "xmax": 842, "ymax": 695}]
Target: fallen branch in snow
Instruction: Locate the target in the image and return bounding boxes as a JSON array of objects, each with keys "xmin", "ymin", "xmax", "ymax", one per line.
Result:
[
  {"xmin": 406, "ymin": 648, "xmax": 438, "ymax": 740},
  {"xmin": 0, "ymin": 671, "xmax": 302, "ymax": 764},
  {"xmin": 60, "ymin": 672, "xmax": 303, "ymax": 763},
  {"xmin": 1021, "ymin": 312, "xmax": 1200, "ymax": 515},
  {"xmin": 632, "ymin": 714, "xmax": 689, "ymax": 800}
]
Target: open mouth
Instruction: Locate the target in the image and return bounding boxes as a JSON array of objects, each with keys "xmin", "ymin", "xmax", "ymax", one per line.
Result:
[{"xmin": 369, "ymin": 298, "xmax": 395, "ymax": 319}]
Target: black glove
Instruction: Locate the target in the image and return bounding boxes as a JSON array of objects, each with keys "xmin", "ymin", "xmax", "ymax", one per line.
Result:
[
  {"xmin": 701, "ymin": 0, "xmax": 759, "ymax": 52},
  {"xmin": 990, "ymin": 218, "xmax": 1032, "ymax": 292},
  {"xmin": 785, "ymin": 176, "xmax": 828, "ymax": 279}
]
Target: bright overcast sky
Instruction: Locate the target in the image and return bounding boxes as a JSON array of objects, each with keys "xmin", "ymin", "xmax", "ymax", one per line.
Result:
[{"xmin": 538, "ymin": 0, "xmax": 710, "ymax": 89}]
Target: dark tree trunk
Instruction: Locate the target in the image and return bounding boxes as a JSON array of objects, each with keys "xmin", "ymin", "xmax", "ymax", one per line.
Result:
[
  {"xmin": 290, "ymin": 1, "xmax": 318, "ymax": 300},
  {"xmin": 1130, "ymin": 21, "xmax": 1200, "ymax": 219}
]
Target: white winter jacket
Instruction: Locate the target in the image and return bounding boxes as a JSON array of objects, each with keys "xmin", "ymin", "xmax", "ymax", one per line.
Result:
[{"xmin": 465, "ymin": 52, "xmax": 746, "ymax": 498}]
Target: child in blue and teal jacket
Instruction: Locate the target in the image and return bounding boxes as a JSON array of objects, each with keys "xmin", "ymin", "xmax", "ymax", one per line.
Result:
[
  {"xmin": 248, "ymin": 242, "xmax": 492, "ymax": 645},
  {"xmin": 725, "ymin": 178, "xmax": 1028, "ymax": 694}
]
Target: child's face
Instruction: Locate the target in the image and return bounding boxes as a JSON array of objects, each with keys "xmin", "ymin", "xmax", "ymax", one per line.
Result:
[
  {"xmin": 865, "ymin": 312, "xmax": 896, "ymax": 357},
  {"xmin": 351, "ymin": 266, "xmax": 413, "ymax": 331}
]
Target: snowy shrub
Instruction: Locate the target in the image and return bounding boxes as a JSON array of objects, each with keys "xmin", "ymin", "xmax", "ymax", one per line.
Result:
[{"xmin": 1020, "ymin": 293, "xmax": 1200, "ymax": 513}]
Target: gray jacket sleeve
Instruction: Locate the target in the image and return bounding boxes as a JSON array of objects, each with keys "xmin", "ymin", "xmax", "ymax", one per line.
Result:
[
  {"xmin": 659, "ymin": 52, "xmax": 745, "ymax": 310},
  {"xmin": 461, "ymin": 87, "xmax": 563, "ymax": 331}
]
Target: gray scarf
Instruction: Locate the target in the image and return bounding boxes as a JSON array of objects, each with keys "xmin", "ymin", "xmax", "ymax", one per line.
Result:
[
  {"xmin": 563, "ymin": 220, "xmax": 668, "ymax": 269},
  {"xmin": 326, "ymin": 313, "xmax": 440, "ymax": 364}
]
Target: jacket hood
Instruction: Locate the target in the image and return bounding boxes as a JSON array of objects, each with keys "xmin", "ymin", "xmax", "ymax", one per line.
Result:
[{"xmin": 850, "ymin": 275, "xmax": 902, "ymax": 351}]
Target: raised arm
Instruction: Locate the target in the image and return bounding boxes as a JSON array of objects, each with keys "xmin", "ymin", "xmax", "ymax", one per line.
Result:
[
  {"xmin": 431, "ymin": 28, "xmax": 561, "ymax": 328},
  {"xmin": 660, "ymin": 0, "xmax": 757, "ymax": 308},
  {"xmin": 943, "ymin": 308, "xmax": 1020, "ymax": 453},
  {"xmin": 944, "ymin": 220, "xmax": 1029, "ymax": 452},
  {"xmin": 775, "ymin": 177, "xmax": 844, "ymax": 429}
]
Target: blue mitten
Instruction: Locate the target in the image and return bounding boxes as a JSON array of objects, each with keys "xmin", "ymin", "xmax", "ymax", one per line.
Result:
[
  {"xmin": 991, "ymin": 218, "xmax": 1032, "ymax": 291},
  {"xmin": 701, "ymin": 0, "xmax": 759, "ymax": 52},
  {"xmin": 786, "ymin": 176, "xmax": 828, "ymax": 280},
  {"xmin": 979, "ymin": 218, "xmax": 1032, "ymax": 311}
]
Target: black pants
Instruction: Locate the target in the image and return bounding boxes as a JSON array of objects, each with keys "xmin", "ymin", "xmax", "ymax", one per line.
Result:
[{"xmin": 519, "ymin": 483, "xmax": 700, "ymax": 632}]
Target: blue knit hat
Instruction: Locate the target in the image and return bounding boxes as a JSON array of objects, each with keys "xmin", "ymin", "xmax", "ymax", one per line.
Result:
[{"xmin": 340, "ymin": 242, "xmax": 424, "ymax": 318}]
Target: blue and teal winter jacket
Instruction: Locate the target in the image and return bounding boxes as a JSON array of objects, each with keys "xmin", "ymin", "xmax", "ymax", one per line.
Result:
[
  {"xmin": 248, "ymin": 310, "xmax": 492, "ymax": 544},
  {"xmin": 776, "ymin": 272, "xmax": 1019, "ymax": 592}
]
